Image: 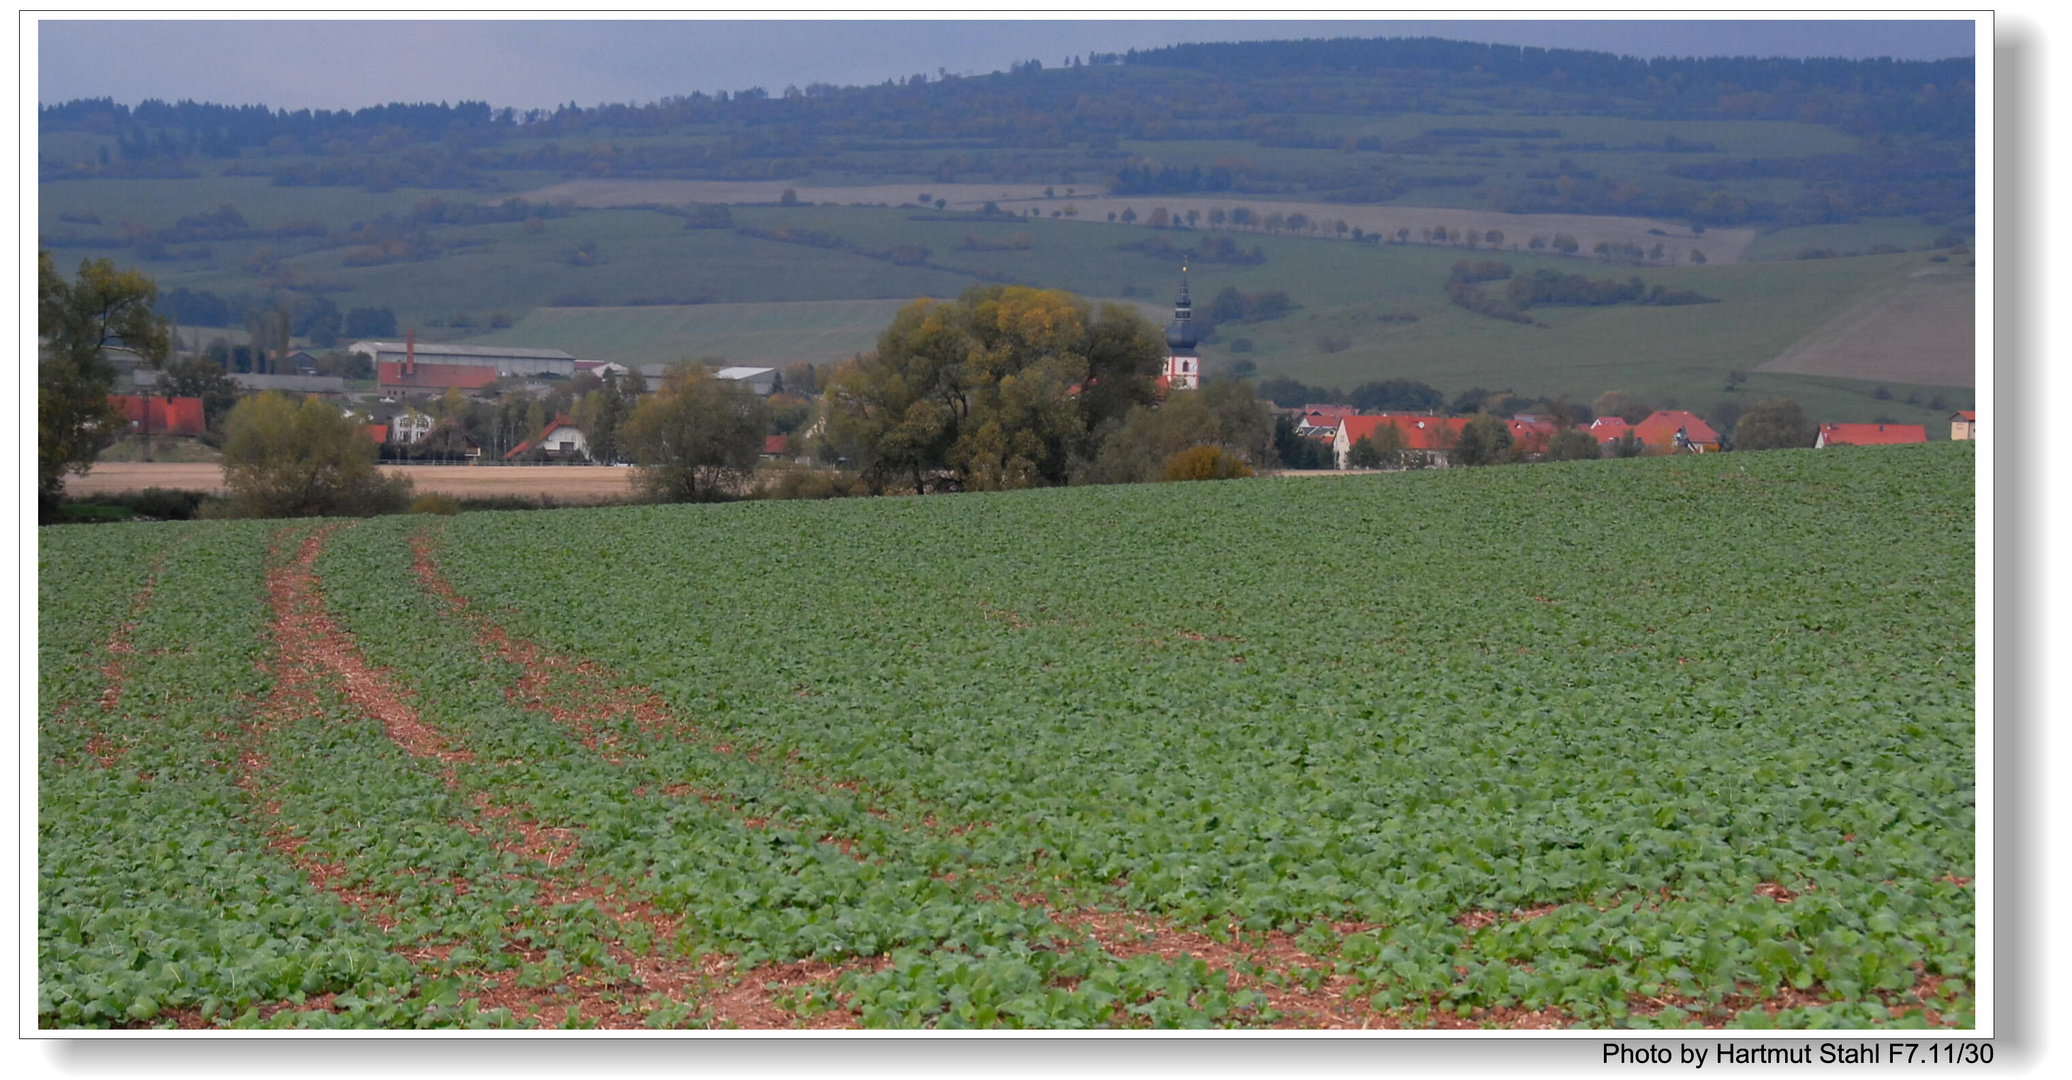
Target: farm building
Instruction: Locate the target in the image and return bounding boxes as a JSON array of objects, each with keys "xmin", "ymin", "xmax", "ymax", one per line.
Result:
[
  {"xmin": 1334, "ymin": 414, "xmax": 1469, "ymax": 469},
  {"xmin": 109, "ymin": 395, "xmax": 205, "ymax": 437},
  {"xmin": 715, "ymin": 366, "xmax": 781, "ymax": 395},
  {"xmin": 133, "ymin": 369, "xmax": 348, "ymax": 394},
  {"xmin": 378, "ymin": 362, "xmax": 502, "ymax": 394},
  {"xmin": 505, "ymin": 414, "xmax": 588, "ymax": 462},
  {"xmin": 349, "ymin": 340, "xmax": 577, "ymax": 378},
  {"xmin": 1950, "ymin": 411, "xmax": 1976, "ymax": 440},
  {"xmin": 1816, "ymin": 423, "xmax": 1928, "ymax": 448}
]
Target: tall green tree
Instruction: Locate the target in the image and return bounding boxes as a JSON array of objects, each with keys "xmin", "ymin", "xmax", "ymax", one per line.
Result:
[
  {"xmin": 1545, "ymin": 426, "xmax": 1603, "ymax": 462},
  {"xmin": 38, "ymin": 252, "xmax": 171, "ymax": 506},
  {"xmin": 824, "ymin": 286, "xmax": 1164, "ymax": 493},
  {"xmin": 623, "ymin": 365, "xmax": 769, "ymax": 502},
  {"xmin": 158, "ymin": 356, "xmax": 242, "ymax": 429},
  {"xmin": 1083, "ymin": 378, "xmax": 1276, "ymax": 485},
  {"xmin": 1734, "ymin": 398, "xmax": 1816, "ymax": 451},
  {"xmin": 1452, "ymin": 413, "xmax": 1515, "ymax": 466}
]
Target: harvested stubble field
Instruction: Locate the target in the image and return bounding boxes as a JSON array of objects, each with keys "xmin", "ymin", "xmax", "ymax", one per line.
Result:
[
  {"xmin": 67, "ymin": 462, "xmax": 638, "ymax": 503},
  {"xmin": 38, "ymin": 444, "xmax": 1976, "ymax": 1029}
]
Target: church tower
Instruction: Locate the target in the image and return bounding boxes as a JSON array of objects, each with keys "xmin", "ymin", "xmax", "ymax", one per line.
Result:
[{"xmin": 1162, "ymin": 268, "xmax": 1200, "ymax": 391}]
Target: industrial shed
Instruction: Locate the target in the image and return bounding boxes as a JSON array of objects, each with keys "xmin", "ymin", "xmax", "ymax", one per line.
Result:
[{"xmin": 349, "ymin": 340, "xmax": 577, "ymax": 378}]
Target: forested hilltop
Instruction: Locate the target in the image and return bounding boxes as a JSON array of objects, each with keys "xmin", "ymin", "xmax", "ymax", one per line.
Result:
[{"xmin": 40, "ymin": 36, "xmax": 1973, "ymax": 227}]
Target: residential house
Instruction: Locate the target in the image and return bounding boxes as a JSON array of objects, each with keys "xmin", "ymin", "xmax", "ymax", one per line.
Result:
[
  {"xmin": 1950, "ymin": 411, "xmax": 1976, "ymax": 440},
  {"xmin": 1632, "ymin": 410, "xmax": 1720, "ymax": 453},
  {"xmin": 1334, "ymin": 414, "xmax": 1469, "ymax": 469},
  {"xmin": 1815, "ymin": 423, "xmax": 1928, "ymax": 448},
  {"xmin": 1592, "ymin": 412, "xmax": 1719, "ymax": 453},
  {"xmin": 1505, "ymin": 416, "xmax": 1561, "ymax": 458},
  {"xmin": 388, "ymin": 409, "xmax": 436, "ymax": 445},
  {"xmin": 1296, "ymin": 406, "xmax": 1354, "ymax": 439},
  {"xmin": 504, "ymin": 414, "xmax": 588, "ymax": 462},
  {"xmin": 413, "ymin": 418, "xmax": 484, "ymax": 462}
]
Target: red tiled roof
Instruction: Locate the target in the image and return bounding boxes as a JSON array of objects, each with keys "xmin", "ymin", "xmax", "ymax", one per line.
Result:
[
  {"xmin": 378, "ymin": 361, "xmax": 501, "ymax": 390},
  {"xmin": 364, "ymin": 424, "xmax": 388, "ymax": 444},
  {"xmin": 1952, "ymin": 411, "xmax": 1976, "ymax": 421},
  {"xmin": 109, "ymin": 395, "xmax": 206, "ymax": 436},
  {"xmin": 1819, "ymin": 423, "xmax": 1928, "ymax": 446},
  {"xmin": 763, "ymin": 434, "xmax": 789, "ymax": 455},
  {"xmin": 1340, "ymin": 414, "xmax": 1468, "ymax": 452},
  {"xmin": 1590, "ymin": 417, "xmax": 1634, "ymax": 442},
  {"xmin": 1633, "ymin": 410, "xmax": 1719, "ymax": 447}
]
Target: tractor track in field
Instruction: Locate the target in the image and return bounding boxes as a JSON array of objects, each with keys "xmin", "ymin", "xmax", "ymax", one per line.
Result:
[
  {"xmin": 408, "ymin": 531, "xmax": 889, "ymax": 865},
  {"xmin": 240, "ymin": 523, "xmax": 853, "ymax": 1028},
  {"xmin": 57, "ymin": 545, "xmax": 178, "ymax": 770},
  {"xmin": 402, "ymin": 527, "xmax": 1534, "ymax": 1028}
]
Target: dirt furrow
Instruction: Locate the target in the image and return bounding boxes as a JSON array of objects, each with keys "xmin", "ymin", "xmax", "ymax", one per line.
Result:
[
  {"xmin": 262, "ymin": 525, "xmax": 846, "ymax": 1028},
  {"xmin": 64, "ymin": 548, "xmax": 177, "ymax": 770}
]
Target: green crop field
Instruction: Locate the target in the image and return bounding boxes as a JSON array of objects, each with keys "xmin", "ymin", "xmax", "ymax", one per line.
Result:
[{"xmin": 39, "ymin": 444, "xmax": 1976, "ymax": 1029}]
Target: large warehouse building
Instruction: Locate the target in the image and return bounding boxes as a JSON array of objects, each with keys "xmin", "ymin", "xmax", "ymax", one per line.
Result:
[{"xmin": 348, "ymin": 340, "xmax": 578, "ymax": 378}]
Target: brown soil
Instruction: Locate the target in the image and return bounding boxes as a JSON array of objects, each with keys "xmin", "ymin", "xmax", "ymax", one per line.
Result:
[
  {"xmin": 64, "ymin": 463, "xmax": 637, "ymax": 501},
  {"xmin": 1758, "ymin": 267, "xmax": 1976, "ymax": 387}
]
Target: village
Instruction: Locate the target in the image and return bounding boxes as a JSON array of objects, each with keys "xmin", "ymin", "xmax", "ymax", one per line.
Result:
[{"xmin": 101, "ymin": 272, "xmax": 1978, "ymax": 484}]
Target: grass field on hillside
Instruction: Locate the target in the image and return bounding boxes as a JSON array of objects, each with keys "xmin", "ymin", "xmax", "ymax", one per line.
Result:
[
  {"xmin": 40, "ymin": 179, "xmax": 1973, "ymax": 427},
  {"xmin": 40, "ymin": 444, "xmax": 1976, "ymax": 1029},
  {"xmin": 464, "ymin": 299, "xmax": 917, "ymax": 366},
  {"xmin": 438, "ymin": 206, "xmax": 1970, "ymax": 425}
]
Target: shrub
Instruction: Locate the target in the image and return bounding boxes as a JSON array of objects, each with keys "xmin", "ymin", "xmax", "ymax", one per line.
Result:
[
  {"xmin": 1162, "ymin": 445, "xmax": 1253, "ymax": 481},
  {"xmin": 410, "ymin": 493, "xmax": 462, "ymax": 515},
  {"xmin": 219, "ymin": 392, "xmax": 414, "ymax": 518},
  {"xmin": 760, "ymin": 466, "xmax": 864, "ymax": 500}
]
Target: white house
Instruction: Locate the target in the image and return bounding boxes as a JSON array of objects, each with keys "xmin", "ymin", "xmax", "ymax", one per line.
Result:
[{"xmin": 504, "ymin": 413, "xmax": 589, "ymax": 461}]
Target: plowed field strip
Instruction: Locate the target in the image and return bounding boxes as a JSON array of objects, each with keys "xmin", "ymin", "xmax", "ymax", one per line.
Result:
[{"xmin": 273, "ymin": 524, "xmax": 844, "ymax": 1028}]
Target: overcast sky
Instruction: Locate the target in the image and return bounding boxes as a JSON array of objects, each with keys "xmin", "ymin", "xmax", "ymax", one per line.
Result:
[{"xmin": 37, "ymin": 17, "xmax": 1979, "ymax": 114}]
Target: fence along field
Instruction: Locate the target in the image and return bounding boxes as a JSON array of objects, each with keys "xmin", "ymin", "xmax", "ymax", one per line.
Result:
[{"xmin": 38, "ymin": 443, "xmax": 1975, "ymax": 1029}]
